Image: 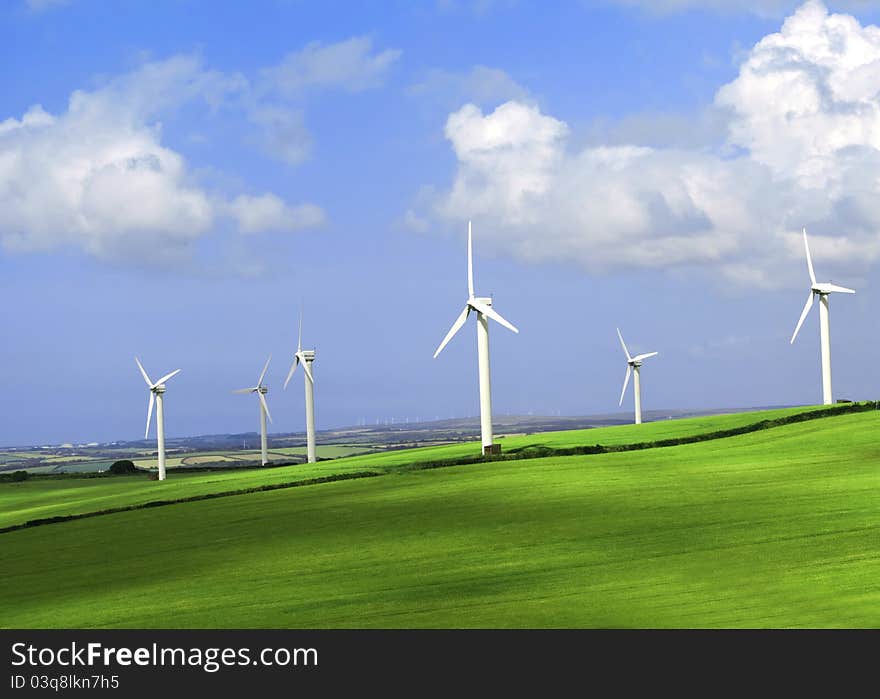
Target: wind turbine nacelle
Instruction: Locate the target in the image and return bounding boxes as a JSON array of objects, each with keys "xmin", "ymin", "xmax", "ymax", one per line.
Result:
[
  {"xmin": 472, "ymin": 296, "xmax": 492, "ymax": 306},
  {"xmin": 258, "ymin": 386, "xmax": 268, "ymax": 394},
  {"xmin": 301, "ymin": 350, "xmax": 316, "ymax": 361},
  {"xmin": 152, "ymin": 385, "xmax": 167, "ymax": 394}
]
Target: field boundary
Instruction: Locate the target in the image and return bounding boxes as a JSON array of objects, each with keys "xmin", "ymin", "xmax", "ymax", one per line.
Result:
[
  {"xmin": 2, "ymin": 402, "xmax": 874, "ymax": 535},
  {"xmin": 400, "ymin": 401, "xmax": 877, "ymax": 471},
  {"xmin": 0, "ymin": 471, "xmax": 381, "ymax": 535}
]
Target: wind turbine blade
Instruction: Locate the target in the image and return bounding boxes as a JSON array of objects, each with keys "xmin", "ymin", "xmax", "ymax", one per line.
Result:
[
  {"xmin": 467, "ymin": 220, "xmax": 474, "ymax": 298},
  {"xmin": 790, "ymin": 291, "xmax": 814, "ymax": 344},
  {"xmin": 616, "ymin": 328, "xmax": 632, "ymax": 362},
  {"xmin": 152, "ymin": 369, "xmax": 181, "ymax": 388},
  {"xmin": 232, "ymin": 388, "xmax": 255, "ymax": 394},
  {"xmin": 823, "ymin": 283, "xmax": 856, "ymax": 294},
  {"xmin": 632, "ymin": 352, "xmax": 659, "ymax": 362},
  {"xmin": 469, "ymin": 299, "xmax": 519, "ymax": 333},
  {"xmin": 297, "ymin": 308, "xmax": 303, "ymax": 352},
  {"xmin": 135, "ymin": 357, "xmax": 153, "ymax": 387},
  {"xmin": 619, "ymin": 365, "xmax": 632, "ymax": 407},
  {"xmin": 259, "ymin": 391, "xmax": 273, "ymax": 424},
  {"xmin": 301, "ymin": 355, "xmax": 314, "ymax": 385},
  {"xmin": 803, "ymin": 228, "xmax": 816, "ymax": 286},
  {"xmin": 433, "ymin": 306, "xmax": 471, "ymax": 358},
  {"xmin": 283, "ymin": 355, "xmax": 300, "ymax": 390},
  {"xmin": 145, "ymin": 391, "xmax": 155, "ymax": 439},
  {"xmin": 257, "ymin": 354, "xmax": 272, "ymax": 386}
]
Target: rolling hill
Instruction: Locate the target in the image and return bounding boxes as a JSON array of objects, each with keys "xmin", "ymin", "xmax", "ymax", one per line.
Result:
[{"xmin": 2, "ymin": 404, "xmax": 878, "ymax": 628}]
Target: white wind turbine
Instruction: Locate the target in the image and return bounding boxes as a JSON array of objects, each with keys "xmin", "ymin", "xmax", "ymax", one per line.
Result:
[
  {"xmin": 790, "ymin": 228, "xmax": 855, "ymax": 405},
  {"xmin": 616, "ymin": 328, "xmax": 658, "ymax": 425},
  {"xmin": 284, "ymin": 312, "xmax": 317, "ymax": 463},
  {"xmin": 233, "ymin": 355, "xmax": 273, "ymax": 466},
  {"xmin": 135, "ymin": 357, "xmax": 181, "ymax": 481},
  {"xmin": 433, "ymin": 221, "xmax": 519, "ymax": 455}
]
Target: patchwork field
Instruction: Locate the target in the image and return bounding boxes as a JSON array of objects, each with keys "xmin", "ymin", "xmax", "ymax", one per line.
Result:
[{"xmin": 2, "ymin": 404, "xmax": 878, "ymax": 628}]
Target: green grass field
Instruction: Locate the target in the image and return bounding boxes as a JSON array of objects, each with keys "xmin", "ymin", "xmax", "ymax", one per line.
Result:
[
  {"xmin": 0, "ymin": 405, "xmax": 829, "ymax": 530},
  {"xmin": 1, "ymin": 404, "xmax": 878, "ymax": 628}
]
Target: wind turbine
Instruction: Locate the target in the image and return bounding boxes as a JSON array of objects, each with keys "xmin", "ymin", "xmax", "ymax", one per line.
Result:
[
  {"xmin": 135, "ymin": 357, "xmax": 181, "ymax": 481},
  {"xmin": 616, "ymin": 328, "xmax": 658, "ymax": 425},
  {"xmin": 284, "ymin": 311, "xmax": 316, "ymax": 463},
  {"xmin": 433, "ymin": 221, "xmax": 519, "ymax": 455},
  {"xmin": 790, "ymin": 228, "xmax": 855, "ymax": 405},
  {"xmin": 233, "ymin": 355, "xmax": 273, "ymax": 466}
]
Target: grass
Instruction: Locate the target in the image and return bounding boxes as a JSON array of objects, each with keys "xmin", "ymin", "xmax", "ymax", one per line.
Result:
[
  {"xmin": 1, "ymin": 405, "xmax": 878, "ymax": 628},
  {"xmin": 0, "ymin": 405, "xmax": 833, "ymax": 530},
  {"xmin": 269, "ymin": 445, "xmax": 378, "ymax": 458}
]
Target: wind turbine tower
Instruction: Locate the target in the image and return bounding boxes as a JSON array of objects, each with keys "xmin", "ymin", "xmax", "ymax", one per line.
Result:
[
  {"xmin": 434, "ymin": 221, "xmax": 519, "ymax": 454},
  {"xmin": 790, "ymin": 228, "xmax": 855, "ymax": 405},
  {"xmin": 616, "ymin": 328, "xmax": 658, "ymax": 425},
  {"xmin": 285, "ymin": 312, "xmax": 317, "ymax": 463},
  {"xmin": 135, "ymin": 357, "xmax": 181, "ymax": 481},
  {"xmin": 233, "ymin": 355, "xmax": 273, "ymax": 466}
]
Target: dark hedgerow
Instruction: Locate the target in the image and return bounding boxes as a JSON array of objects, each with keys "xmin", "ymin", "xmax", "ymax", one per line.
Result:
[{"xmin": 108, "ymin": 459, "xmax": 139, "ymax": 475}]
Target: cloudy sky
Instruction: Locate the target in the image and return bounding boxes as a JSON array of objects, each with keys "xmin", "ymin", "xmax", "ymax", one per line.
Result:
[{"xmin": 4, "ymin": 0, "xmax": 880, "ymax": 445}]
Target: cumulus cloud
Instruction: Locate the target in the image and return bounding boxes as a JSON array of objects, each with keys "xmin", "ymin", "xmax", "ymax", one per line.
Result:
[
  {"xmin": 412, "ymin": 1, "xmax": 880, "ymax": 287},
  {"xmin": 260, "ymin": 36, "xmax": 401, "ymax": 96},
  {"xmin": 0, "ymin": 56, "xmax": 322, "ymax": 264}
]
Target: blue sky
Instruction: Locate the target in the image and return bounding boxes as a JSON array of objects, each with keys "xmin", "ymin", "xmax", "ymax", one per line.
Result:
[{"xmin": 3, "ymin": 0, "xmax": 880, "ymax": 445}]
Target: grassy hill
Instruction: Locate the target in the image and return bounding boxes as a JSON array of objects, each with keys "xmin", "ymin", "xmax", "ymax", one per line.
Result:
[
  {"xmin": 0, "ymin": 405, "xmax": 833, "ymax": 530},
  {"xmin": 1, "ymin": 404, "xmax": 878, "ymax": 628}
]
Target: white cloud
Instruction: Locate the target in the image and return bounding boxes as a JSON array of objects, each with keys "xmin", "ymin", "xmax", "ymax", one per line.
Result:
[
  {"xmin": 0, "ymin": 56, "xmax": 322, "ymax": 264},
  {"xmin": 249, "ymin": 36, "xmax": 401, "ymax": 166},
  {"xmin": 408, "ymin": 65, "xmax": 529, "ymax": 108},
  {"xmin": 598, "ymin": 0, "xmax": 880, "ymax": 18},
  {"xmin": 247, "ymin": 105, "xmax": 312, "ymax": 166},
  {"xmin": 229, "ymin": 194, "xmax": 325, "ymax": 234},
  {"xmin": 260, "ymin": 36, "xmax": 401, "ymax": 96},
  {"xmin": 414, "ymin": 1, "xmax": 880, "ymax": 287}
]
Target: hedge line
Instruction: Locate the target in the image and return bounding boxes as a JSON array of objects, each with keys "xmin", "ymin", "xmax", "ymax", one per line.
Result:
[
  {"xmin": 394, "ymin": 402, "xmax": 878, "ymax": 471},
  {"xmin": 0, "ymin": 470, "xmax": 381, "ymax": 535},
  {"xmin": 2, "ymin": 402, "xmax": 872, "ymax": 535}
]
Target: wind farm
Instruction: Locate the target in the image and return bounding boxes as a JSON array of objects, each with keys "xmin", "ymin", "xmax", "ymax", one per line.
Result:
[
  {"xmin": 3, "ymin": 0, "xmax": 880, "ymax": 636},
  {"xmin": 3, "ymin": 215, "xmax": 876, "ymax": 629}
]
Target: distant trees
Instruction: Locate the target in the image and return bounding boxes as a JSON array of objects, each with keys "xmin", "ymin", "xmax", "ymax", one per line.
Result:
[
  {"xmin": 108, "ymin": 460, "xmax": 138, "ymax": 475},
  {"xmin": 0, "ymin": 470, "xmax": 30, "ymax": 482}
]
